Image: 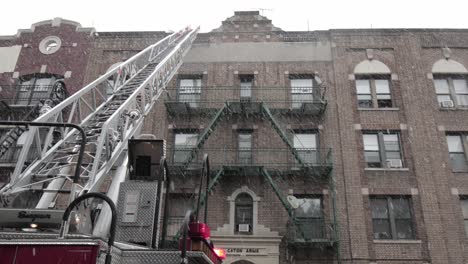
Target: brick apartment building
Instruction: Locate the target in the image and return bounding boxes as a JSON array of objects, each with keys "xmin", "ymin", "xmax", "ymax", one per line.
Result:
[{"xmin": 1, "ymin": 11, "xmax": 468, "ymax": 264}]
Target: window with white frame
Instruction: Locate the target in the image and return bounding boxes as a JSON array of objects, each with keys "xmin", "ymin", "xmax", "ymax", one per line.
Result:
[
  {"xmin": 446, "ymin": 134, "xmax": 468, "ymax": 172},
  {"xmin": 461, "ymin": 198, "xmax": 468, "ymax": 238},
  {"xmin": 294, "ymin": 196, "xmax": 324, "ymax": 239},
  {"xmin": 363, "ymin": 132, "xmax": 403, "ymax": 168},
  {"xmin": 356, "ymin": 77, "xmax": 392, "ymax": 108},
  {"xmin": 293, "ymin": 132, "xmax": 317, "ymax": 164},
  {"xmin": 434, "ymin": 76, "xmax": 468, "ymax": 108},
  {"xmin": 290, "ymin": 76, "xmax": 314, "ymax": 109},
  {"xmin": 370, "ymin": 196, "xmax": 414, "ymax": 240},
  {"xmin": 178, "ymin": 77, "xmax": 202, "ymax": 107},
  {"xmin": 173, "ymin": 132, "xmax": 198, "ymax": 163}
]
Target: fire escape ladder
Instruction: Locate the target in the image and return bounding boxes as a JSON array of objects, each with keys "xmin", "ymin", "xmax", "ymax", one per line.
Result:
[
  {"xmin": 261, "ymin": 103, "xmax": 309, "ymax": 168},
  {"xmin": 182, "ymin": 104, "xmax": 227, "ymax": 168},
  {"xmin": 0, "ymin": 103, "xmax": 41, "ymax": 158}
]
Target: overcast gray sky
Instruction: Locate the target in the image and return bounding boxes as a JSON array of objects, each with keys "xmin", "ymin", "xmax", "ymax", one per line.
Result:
[{"xmin": 1, "ymin": 0, "xmax": 468, "ymax": 35}]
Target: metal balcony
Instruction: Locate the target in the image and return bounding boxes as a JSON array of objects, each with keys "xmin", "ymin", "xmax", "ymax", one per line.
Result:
[
  {"xmin": 167, "ymin": 147, "xmax": 332, "ymax": 178},
  {"xmin": 164, "ymin": 86, "xmax": 327, "ymax": 116},
  {"xmin": 0, "ymin": 85, "xmax": 61, "ymax": 107},
  {"xmin": 286, "ymin": 219, "xmax": 337, "ymax": 248}
]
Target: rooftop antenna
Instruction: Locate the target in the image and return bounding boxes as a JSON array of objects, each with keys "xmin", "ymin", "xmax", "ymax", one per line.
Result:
[{"xmin": 252, "ymin": 8, "xmax": 274, "ymax": 16}]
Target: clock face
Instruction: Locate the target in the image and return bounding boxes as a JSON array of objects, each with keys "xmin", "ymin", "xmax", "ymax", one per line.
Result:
[{"xmin": 39, "ymin": 36, "xmax": 62, "ymax": 55}]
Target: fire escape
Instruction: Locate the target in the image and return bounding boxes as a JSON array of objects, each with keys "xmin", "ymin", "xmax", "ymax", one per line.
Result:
[
  {"xmin": 164, "ymin": 83, "xmax": 340, "ymax": 257},
  {"xmin": 0, "ymin": 82, "xmax": 67, "ymax": 165}
]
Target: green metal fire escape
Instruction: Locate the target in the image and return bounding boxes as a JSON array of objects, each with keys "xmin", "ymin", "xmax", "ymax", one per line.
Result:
[{"xmin": 181, "ymin": 104, "xmax": 227, "ymax": 169}]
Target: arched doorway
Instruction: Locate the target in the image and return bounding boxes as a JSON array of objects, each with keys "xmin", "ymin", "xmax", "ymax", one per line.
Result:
[{"xmin": 231, "ymin": 261, "xmax": 255, "ymax": 264}]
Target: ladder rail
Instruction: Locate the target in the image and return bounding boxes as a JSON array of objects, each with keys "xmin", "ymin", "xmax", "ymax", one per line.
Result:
[{"xmin": 86, "ymin": 27, "xmax": 199, "ymax": 190}]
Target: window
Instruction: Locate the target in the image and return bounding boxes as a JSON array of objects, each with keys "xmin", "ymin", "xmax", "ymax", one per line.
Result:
[
  {"xmin": 356, "ymin": 77, "xmax": 392, "ymax": 108},
  {"xmin": 434, "ymin": 76, "xmax": 468, "ymax": 108},
  {"xmin": 166, "ymin": 194, "xmax": 194, "ymax": 238},
  {"xmin": 235, "ymin": 193, "xmax": 253, "ymax": 234},
  {"xmin": 446, "ymin": 134, "xmax": 468, "ymax": 172},
  {"xmin": 173, "ymin": 133, "xmax": 198, "ymax": 163},
  {"xmin": 294, "ymin": 196, "xmax": 324, "ymax": 239},
  {"xmin": 363, "ymin": 132, "xmax": 403, "ymax": 168},
  {"xmin": 293, "ymin": 132, "xmax": 317, "ymax": 164},
  {"xmin": 290, "ymin": 76, "xmax": 314, "ymax": 109},
  {"xmin": 178, "ymin": 77, "xmax": 201, "ymax": 107},
  {"xmin": 240, "ymin": 75, "xmax": 253, "ymax": 100},
  {"xmin": 238, "ymin": 131, "xmax": 252, "ymax": 164},
  {"xmin": 370, "ymin": 196, "xmax": 414, "ymax": 240},
  {"xmin": 461, "ymin": 198, "xmax": 468, "ymax": 237}
]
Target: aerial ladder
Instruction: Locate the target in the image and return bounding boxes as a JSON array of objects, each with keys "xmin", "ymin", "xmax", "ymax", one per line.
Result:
[{"xmin": 0, "ymin": 26, "xmax": 199, "ymax": 238}]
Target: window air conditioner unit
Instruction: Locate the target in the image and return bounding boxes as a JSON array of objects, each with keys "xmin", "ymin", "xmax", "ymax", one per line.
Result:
[
  {"xmin": 386, "ymin": 159, "xmax": 403, "ymax": 168},
  {"xmin": 238, "ymin": 224, "xmax": 250, "ymax": 232},
  {"xmin": 440, "ymin": 100, "xmax": 454, "ymax": 108}
]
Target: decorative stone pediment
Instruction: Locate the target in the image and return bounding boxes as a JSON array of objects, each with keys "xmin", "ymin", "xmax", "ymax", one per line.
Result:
[{"xmin": 211, "ymin": 11, "xmax": 282, "ymax": 33}]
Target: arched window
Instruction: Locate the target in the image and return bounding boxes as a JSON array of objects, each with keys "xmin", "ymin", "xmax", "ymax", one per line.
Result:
[
  {"xmin": 432, "ymin": 59, "xmax": 468, "ymax": 108},
  {"xmin": 235, "ymin": 193, "xmax": 253, "ymax": 234},
  {"xmin": 354, "ymin": 59, "xmax": 393, "ymax": 109}
]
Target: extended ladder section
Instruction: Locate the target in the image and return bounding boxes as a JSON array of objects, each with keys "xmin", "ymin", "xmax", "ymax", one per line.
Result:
[
  {"xmin": 0, "ymin": 103, "xmax": 41, "ymax": 158},
  {"xmin": 0, "ymin": 27, "xmax": 199, "ymax": 210}
]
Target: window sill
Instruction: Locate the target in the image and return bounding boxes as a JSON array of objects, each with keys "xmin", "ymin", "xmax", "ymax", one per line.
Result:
[
  {"xmin": 358, "ymin": 107, "xmax": 400, "ymax": 111},
  {"xmin": 439, "ymin": 107, "xmax": 468, "ymax": 111},
  {"xmin": 365, "ymin": 168, "xmax": 409, "ymax": 171},
  {"xmin": 374, "ymin": 239, "xmax": 421, "ymax": 244}
]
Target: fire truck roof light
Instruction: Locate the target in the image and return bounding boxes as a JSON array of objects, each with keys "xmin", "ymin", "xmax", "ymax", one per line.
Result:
[{"xmin": 214, "ymin": 248, "xmax": 226, "ymax": 260}]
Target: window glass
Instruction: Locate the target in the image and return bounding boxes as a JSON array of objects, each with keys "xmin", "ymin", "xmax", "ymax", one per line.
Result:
[
  {"xmin": 174, "ymin": 133, "xmax": 198, "ymax": 163},
  {"xmin": 238, "ymin": 133, "xmax": 252, "ymax": 164},
  {"xmin": 291, "ymin": 79, "xmax": 314, "ymax": 109},
  {"xmin": 373, "ymin": 219, "xmax": 392, "ymax": 239},
  {"xmin": 371, "ymin": 198, "xmax": 388, "ymax": 218},
  {"xmin": 375, "ymin": 80, "xmax": 390, "ymax": 94},
  {"xmin": 240, "ymin": 76, "xmax": 253, "ymax": 98},
  {"xmin": 294, "ymin": 133, "xmax": 317, "ymax": 164},
  {"xmin": 434, "ymin": 79, "xmax": 450, "ymax": 94},
  {"xmin": 293, "ymin": 134, "xmax": 317, "ymax": 149},
  {"xmin": 395, "ymin": 219, "xmax": 413, "ymax": 239},
  {"xmin": 356, "ymin": 80, "xmax": 371, "ymax": 94},
  {"xmin": 295, "ymin": 198, "xmax": 322, "ymax": 218},
  {"xmin": 453, "ymin": 79, "xmax": 468, "ymax": 94},
  {"xmin": 447, "ymin": 135, "xmax": 464, "ymax": 152},
  {"xmin": 453, "ymin": 80, "xmax": 468, "ymax": 106},
  {"xmin": 235, "ymin": 193, "xmax": 253, "ymax": 233},
  {"xmin": 392, "ymin": 198, "xmax": 411, "ymax": 219},
  {"xmin": 371, "ymin": 197, "xmax": 414, "ymax": 240},
  {"xmin": 461, "ymin": 199, "xmax": 468, "ymax": 219},
  {"xmin": 383, "ymin": 134, "xmax": 400, "ymax": 151},
  {"xmin": 363, "ymin": 134, "xmax": 379, "ymax": 151}
]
